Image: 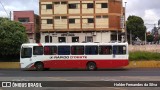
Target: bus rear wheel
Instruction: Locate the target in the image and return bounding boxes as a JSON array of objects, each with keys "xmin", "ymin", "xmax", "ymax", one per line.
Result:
[
  {"xmin": 35, "ymin": 62, "xmax": 44, "ymax": 71},
  {"xmin": 87, "ymin": 62, "xmax": 96, "ymax": 71}
]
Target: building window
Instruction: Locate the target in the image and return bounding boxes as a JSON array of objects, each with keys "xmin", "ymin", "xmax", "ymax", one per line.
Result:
[
  {"xmin": 68, "ymin": 4, "xmax": 77, "ymax": 9},
  {"xmin": 101, "ymin": 3, "xmax": 108, "ymax": 8},
  {"xmin": 61, "ymin": 1, "xmax": 67, "ymax": 4},
  {"xmin": 47, "ymin": 19, "xmax": 53, "ymax": 24},
  {"xmin": 88, "ymin": 18, "xmax": 94, "ymax": 23},
  {"xmin": 61, "ymin": 16, "xmax": 67, "ymax": 19},
  {"xmin": 55, "ymin": 16, "xmax": 60, "ymax": 19},
  {"xmin": 18, "ymin": 18, "xmax": 29, "ymax": 23},
  {"xmin": 87, "ymin": 3, "xmax": 94, "ymax": 8},
  {"xmin": 54, "ymin": 2, "xmax": 60, "ymax": 4},
  {"xmin": 44, "ymin": 46, "xmax": 57, "ymax": 55},
  {"xmin": 71, "ymin": 46, "xmax": 84, "ymax": 55},
  {"xmin": 96, "ymin": 16, "xmax": 101, "ymax": 18},
  {"xmin": 45, "ymin": 35, "xmax": 52, "ymax": 43},
  {"xmin": 103, "ymin": 15, "xmax": 108, "ymax": 18},
  {"xmin": 69, "ymin": 19, "xmax": 75, "ymax": 24},
  {"xmin": 58, "ymin": 37, "xmax": 66, "ymax": 43},
  {"xmin": 85, "ymin": 46, "xmax": 98, "ymax": 55},
  {"xmin": 86, "ymin": 36, "xmax": 93, "ymax": 42},
  {"xmin": 72, "ymin": 37, "xmax": 79, "ymax": 42},
  {"xmin": 46, "ymin": 4, "xmax": 52, "ymax": 9},
  {"xmin": 33, "ymin": 46, "xmax": 43, "ymax": 55},
  {"xmin": 99, "ymin": 46, "xmax": 112, "ymax": 55},
  {"xmin": 58, "ymin": 46, "xmax": 70, "ymax": 55}
]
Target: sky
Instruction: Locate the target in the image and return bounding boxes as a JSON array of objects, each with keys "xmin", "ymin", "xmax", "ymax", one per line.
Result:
[{"xmin": 0, "ymin": 0, "xmax": 160, "ymax": 31}]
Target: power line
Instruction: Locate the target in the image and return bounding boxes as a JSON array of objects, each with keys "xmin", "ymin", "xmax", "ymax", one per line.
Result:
[{"xmin": 0, "ymin": 1, "xmax": 9, "ymax": 18}]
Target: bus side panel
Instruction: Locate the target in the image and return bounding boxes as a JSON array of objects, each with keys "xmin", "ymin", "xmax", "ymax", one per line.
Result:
[
  {"xmin": 42, "ymin": 60, "xmax": 87, "ymax": 69},
  {"xmin": 41, "ymin": 59, "xmax": 129, "ymax": 69},
  {"xmin": 95, "ymin": 60, "xmax": 129, "ymax": 68}
]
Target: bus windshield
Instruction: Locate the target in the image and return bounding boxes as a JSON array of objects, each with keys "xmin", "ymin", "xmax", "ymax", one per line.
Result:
[{"xmin": 21, "ymin": 48, "xmax": 32, "ymax": 58}]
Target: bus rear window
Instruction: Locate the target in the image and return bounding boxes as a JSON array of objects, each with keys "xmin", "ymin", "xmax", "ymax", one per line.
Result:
[
  {"xmin": 33, "ymin": 46, "xmax": 43, "ymax": 55},
  {"xmin": 21, "ymin": 48, "xmax": 32, "ymax": 58},
  {"xmin": 44, "ymin": 46, "xmax": 57, "ymax": 55},
  {"xmin": 85, "ymin": 46, "xmax": 98, "ymax": 55},
  {"xmin": 113, "ymin": 46, "xmax": 126, "ymax": 55},
  {"xmin": 71, "ymin": 46, "xmax": 84, "ymax": 55},
  {"xmin": 58, "ymin": 46, "xmax": 70, "ymax": 55}
]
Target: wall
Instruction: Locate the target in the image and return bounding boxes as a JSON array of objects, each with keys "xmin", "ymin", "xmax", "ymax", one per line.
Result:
[{"xmin": 40, "ymin": 32, "xmax": 111, "ymax": 43}]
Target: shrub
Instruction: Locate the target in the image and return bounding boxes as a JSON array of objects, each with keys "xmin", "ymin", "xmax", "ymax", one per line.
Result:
[{"xmin": 129, "ymin": 51, "xmax": 160, "ymax": 61}]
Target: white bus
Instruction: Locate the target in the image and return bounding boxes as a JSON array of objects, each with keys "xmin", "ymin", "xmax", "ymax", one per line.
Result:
[{"xmin": 20, "ymin": 42, "xmax": 129, "ymax": 71}]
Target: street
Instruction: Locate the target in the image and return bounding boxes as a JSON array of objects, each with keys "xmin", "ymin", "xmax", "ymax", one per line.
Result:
[{"xmin": 0, "ymin": 68, "xmax": 160, "ymax": 90}]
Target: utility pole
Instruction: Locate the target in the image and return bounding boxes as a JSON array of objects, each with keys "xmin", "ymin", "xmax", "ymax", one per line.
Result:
[
  {"xmin": 124, "ymin": 2, "xmax": 127, "ymax": 42},
  {"xmin": 130, "ymin": 30, "xmax": 132, "ymax": 45},
  {"xmin": 9, "ymin": 11, "xmax": 11, "ymax": 20}
]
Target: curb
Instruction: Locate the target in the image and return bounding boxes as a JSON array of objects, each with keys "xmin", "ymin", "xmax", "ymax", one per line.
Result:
[
  {"xmin": 124, "ymin": 61, "xmax": 160, "ymax": 68},
  {"xmin": 0, "ymin": 61, "xmax": 160, "ymax": 69},
  {"xmin": 0, "ymin": 62, "xmax": 20, "ymax": 69}
]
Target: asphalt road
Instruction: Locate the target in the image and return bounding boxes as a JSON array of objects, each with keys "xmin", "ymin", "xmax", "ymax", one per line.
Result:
[
  {"xmin": 0, "ymin": 68, "xmax": 160, "ymax": 77},
  {"xmin": 0, "ymin": 68, "xmax": 160, "ymax": 90}
]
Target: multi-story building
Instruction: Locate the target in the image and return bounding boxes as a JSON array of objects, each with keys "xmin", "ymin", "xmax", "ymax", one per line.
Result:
[
  {"xmin": 13, "ymin": 11, "xmax": 40, "ymax": 43},
  {"xmin": 40, "ymin": 0, "xmax": 124, "ymax": 43}
]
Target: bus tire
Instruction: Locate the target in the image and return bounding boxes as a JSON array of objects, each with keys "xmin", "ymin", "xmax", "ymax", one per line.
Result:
[
  {"xmin": 87, "ymin": 62, "xmax": 96, "ymax": 71},
  {"xmin": 35, "ymin": 62, "xmax": 44, "ymax": 71}
]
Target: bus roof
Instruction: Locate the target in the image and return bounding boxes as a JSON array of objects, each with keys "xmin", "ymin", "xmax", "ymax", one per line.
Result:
[{"xmin": 21, "ymin": 42, "xmax": 128, "ymax": 47}]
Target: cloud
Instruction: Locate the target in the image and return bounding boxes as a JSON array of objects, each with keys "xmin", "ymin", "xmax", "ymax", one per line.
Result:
[
  {"xmin": 0, "ymin": 11, "xmax": 8, "ymax": 17},
  {"xmin": 123, "ymin": 0, "xmax": 160, "ymax": 31},
  {"xmin": 0, "ymin": 0, "xmax": 39, "ymax": 18},
  {"xmin": 144, "ymin": 9, "xmax": 159, "ymax": 24}
]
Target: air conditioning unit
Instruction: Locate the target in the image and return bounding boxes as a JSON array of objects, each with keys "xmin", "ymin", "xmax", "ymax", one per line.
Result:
[{"xmin": 92, "ymin": 32, "xmax": 97, "ymax": 36}]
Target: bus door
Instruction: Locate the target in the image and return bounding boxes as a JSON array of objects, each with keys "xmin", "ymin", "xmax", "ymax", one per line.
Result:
[{"xmin": 20, "ymin": 46, "xmax": 32, "ymax": 68}]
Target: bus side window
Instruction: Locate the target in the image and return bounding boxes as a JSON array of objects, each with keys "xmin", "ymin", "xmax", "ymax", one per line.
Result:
[
  {"xmin": 58, "ymin": 46, "xmax": 70, "ymax": 55},
  {"xmin": 44, "ymin": 46, "xmax": 57, "ymax": 55},
  {"xmin": 21, "ymin": 48, "xmax": 32, "ymax": 58},
  {"xmin": 71, "ymin": 46, "xmax": 84, "ymax": 55},
  {"xmin": 99, "ymin": 46, "xmax": 112, "ymax": 55},
  {"xmin": 85, "ymin": 46, "xmax": 98, "ymax": 55},
  {"xmin": 113, "ymin": 46, "xmax": 126, "ymax": 55},
  {"xmin": 33, "ymin": 46, "xmax": 43, "ymax": 55}
]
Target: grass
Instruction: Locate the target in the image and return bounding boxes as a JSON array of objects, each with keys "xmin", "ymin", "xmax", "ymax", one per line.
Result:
[{"xmin": 129, "ymin": 51, "xmax": 160, "ymax": 61}]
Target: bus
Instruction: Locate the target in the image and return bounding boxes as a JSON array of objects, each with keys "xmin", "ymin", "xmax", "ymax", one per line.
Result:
[{"xmin": 20, "ymin": 42, "xmax": 129, "ymax": 71}]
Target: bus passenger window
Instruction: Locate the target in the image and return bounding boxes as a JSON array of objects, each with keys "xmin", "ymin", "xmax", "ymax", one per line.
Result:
[
  {"xmin": 113, "ymin": 46, "xmax": 126, "ymax": 55},
  {"xmin": 44, "ymin": 46, "xmax": 57, "ymax": 55},
  {"xmin": 58, "ymin": 46, "xmax": 70, "ymax": 55},
  {"xmin": 71, "ymin": 46, "xmax": 84, "ymax": 55},
  {"xmin": 99, "ymin": 46, "xmax": 112, "ymax": 55},
  {"xmin": 85, "ymin": 46, "xmax": 98, "ymax": 55},
  {"xmin": 33, "ymin": 46, "xmax": 43, "ymax": 55},
  {"xmin": 21, "ymin": 48, "xmax": 32, "ymax": 58}
]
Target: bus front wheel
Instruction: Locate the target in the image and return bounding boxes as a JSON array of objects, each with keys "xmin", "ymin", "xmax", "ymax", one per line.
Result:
[
  {"xmin": 35, "ymin": 62, "xmax": 44, "ymax": 71},
  {"xmin": 87, "ymin": 62, "xmax": 96, "ymax": 71}
]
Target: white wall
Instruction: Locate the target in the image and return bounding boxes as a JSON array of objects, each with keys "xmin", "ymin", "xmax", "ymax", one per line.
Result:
[{"xmin": 40, "ymin": 32, "xmax": 111, "ymax": 43}]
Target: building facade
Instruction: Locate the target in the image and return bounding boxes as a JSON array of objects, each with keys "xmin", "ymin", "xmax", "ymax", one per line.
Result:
[
  {"xmin": 40, "ymin": 0, "xmax": 124, "ymax": 43},
  {"xmin": 13, "ymin": 11, "xmax": 40, "ymax": 43}
]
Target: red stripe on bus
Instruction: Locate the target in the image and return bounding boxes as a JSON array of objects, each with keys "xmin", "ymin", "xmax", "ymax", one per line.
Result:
[{"xmin": 30, "ymin": 59, "xmax": 129, "ymax": 69}]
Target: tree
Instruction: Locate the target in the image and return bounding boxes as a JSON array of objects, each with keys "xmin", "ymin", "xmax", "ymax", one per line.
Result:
[
  {"xmin": 127, "ymin": 15, "xmax": 146, "ymax": 41},
  {"xmin": 0, "ymin": 18, "xmax": 28, "ymax": 56},
  {"xmin": 147, "ymin": 35, "xmax": 154, "ymax": 42}
]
